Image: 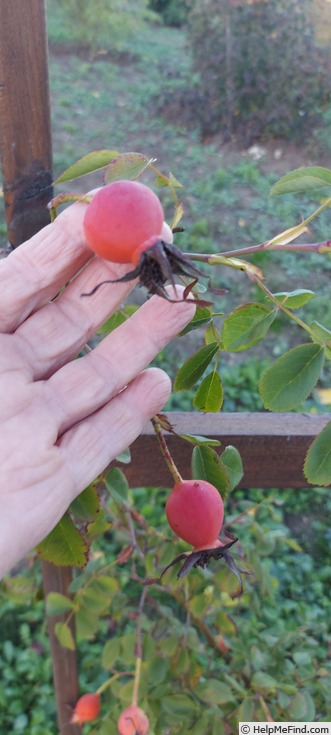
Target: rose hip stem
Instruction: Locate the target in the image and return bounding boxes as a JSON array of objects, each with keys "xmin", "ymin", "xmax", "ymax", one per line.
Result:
[{"xmin": 151, "ymin": 415, "xmax": 183, "ymax": 485}]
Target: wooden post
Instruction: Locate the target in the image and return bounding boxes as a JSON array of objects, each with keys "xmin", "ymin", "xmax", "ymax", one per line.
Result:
[
  {"xmin": 0, "ymin": 3, "xmax": 81, "ymax": 733},
  {"xmin": 41, "ymin": 563, "xmax": 81, "ymax": 735},
  {"xmin": 0, "ymin": 0, "xmax": 53, "ymax": 246}
]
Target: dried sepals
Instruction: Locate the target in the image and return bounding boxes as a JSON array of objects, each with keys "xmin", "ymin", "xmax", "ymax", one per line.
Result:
[
  {"xmin": 160, "ymin": 532, "xmax": 245, "ymax": 598},
  {"xmin": 81, "ymin": 239, "xmax": 212, "ymax": 305}
]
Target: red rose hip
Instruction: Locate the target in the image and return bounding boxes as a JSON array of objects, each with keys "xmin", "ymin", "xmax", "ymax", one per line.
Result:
[
  {"xmin": 83, "ymin": 180, "xmax": 164, "ymax": 263},
  {"xmin": 117, "ymin": 704, "xmax": 149, "ymax": 735},
  {"xmin": 166, "ymin": 479, "xmax": 224, "ymax": 548},
  {"xmin": 70, "ymin": 692, "xmax": 101, "ymax": 724}
]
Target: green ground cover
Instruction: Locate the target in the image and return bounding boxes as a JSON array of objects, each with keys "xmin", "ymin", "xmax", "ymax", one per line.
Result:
[{"xmin": 0, "ymin": 7, "xmax": 331, "ymax": 733}]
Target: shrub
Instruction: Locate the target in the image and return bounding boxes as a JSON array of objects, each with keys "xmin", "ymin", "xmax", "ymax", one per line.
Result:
[
  {"xmin": 187, "ymin": 0, "xmax": 330, "ymax": 143},
  {"xmin": 148, "ymin": 0, "xmax": 191, "ymax": 27},
  {"xmin": 54, "ymin": 0, "xmax": 152, "ymax": 53}
]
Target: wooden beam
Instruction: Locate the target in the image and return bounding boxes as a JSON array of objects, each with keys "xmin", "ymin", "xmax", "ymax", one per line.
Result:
[
  {"xmin": 0, "ymin": 0, "xmax": 53, "ymax": 246},
  {"xmin": 115, "ymin": 413, "xmax": 330, "ymax": 488}
]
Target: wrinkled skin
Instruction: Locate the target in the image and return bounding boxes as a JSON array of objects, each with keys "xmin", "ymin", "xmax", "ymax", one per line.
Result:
[{"xmin": 0, "ymin": 200, "xmax": 195, "ymax": 578}]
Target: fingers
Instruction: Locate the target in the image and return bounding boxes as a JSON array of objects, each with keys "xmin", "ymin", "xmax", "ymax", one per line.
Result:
[
  {"xmin": 0, "ymin": 201, "xmax": 92, "ymax": 332},
  {"xmin": 16, "ymin": 254, "xmax": 137, "ymax": 379},
  {"xmin": 48, "ymin": 288, "xmax": 195, "ymax": 435},
  {"xmin": 57, "ymin": 368, "xmax": 171, "ymax": 496}
]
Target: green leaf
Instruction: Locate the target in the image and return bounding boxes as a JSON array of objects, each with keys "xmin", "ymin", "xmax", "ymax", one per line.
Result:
[
  {"xmin": 221, "ymin": 446, "xmax": 243, "ymax": 491},
  {"xmin": 259, "ymin": 343, "xmax": 325, "ymax": 411},
  {"xmin": 272, "ymin": 289, "xmax": 315, "ymax": 309},
  {"xmin": 221, "ymin": 304, "xmax": 276, "ymax": 352},
  {"xmin": 36, "ymin": 515, "xmax": 88, "ymax": 568},
  {"xmin": 46, "ymin": 592, "xmax": 76, "ymax": 617},
  {"xmin": 288, "ymin": 691, "xmax": 316, "ymax": 721},
  {"xmin": 179, "ymin": 306, "xmax": 213, "ymax": 335},
  {"xmin": 86, "ymin": 513, "xmax": 112, "ymax": 540},
  {"xmin": 195, "ymin": 679, "xmax": 236, "ymax": 705},
  {"xmin": 178, "ymin": 433, "xmax": 221, "ymax": 447},
  {"xmin": 251, "ymin": 671, "xmax": 279, "ymax": 692},
  {"xmin": 270, "ymin": 166, "xmax": 331, "ymax": 196},
  {"xmin": 237, "ymin": 698, "xmax": 256, "ymax": 722},
  {"xmin": 53, "ymin": 149, "xmax": 119, "ymax": 183},
  {"xmin": 54, "ymin": 622, "xmax": 75, "ymax": 650},
  {"xmin": 161, "ymin": 694, "xmax": 197, "ymax": 716},
  {"xmin": 304, "ymin": 420, "xmax": 331, "ymax": 486},
  {"xmin": 105, "ymin": 468, "xmax": 129, "ymax": 505},
  {"xmin": 104, "ymin": 152, "xmax": 154, "ymax": 183},
  {"xmin": 310, "ymin": 321, "xmax": 331, "ymax": 359},
  {"xmin": 79, "ymin": 579, "xmax": 114, "ymax": 613},
  {"xmin": 76, "ymin": 606, "xmax": 100, "ymax": 641},
  {"xmin": 102, "ymin": 639, "xmax": 122, "ymax": 671},
  {"xmin": 70, "ymin": 485, "xmax": 100, "ymax": 521},
  {"xmin": 193, "ymin": 371, "xmax": 223, "ymax": 412},
  {"xmin": 174, "ymin": 342, "xmax": 219, "ymax": 390},
  {"xmin": 192, "ymin": 445, "xmax": 230, "ymax": 495}
]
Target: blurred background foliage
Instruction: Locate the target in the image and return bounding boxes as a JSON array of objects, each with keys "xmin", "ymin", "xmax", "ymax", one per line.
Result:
[{"xmin": 1, "ymin": 0, "xmax": 331, "ymax": 732}]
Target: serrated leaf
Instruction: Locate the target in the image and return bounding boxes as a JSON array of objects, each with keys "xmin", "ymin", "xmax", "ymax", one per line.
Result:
[
  {"xmin": 272, "ymin": 289, "xmax": 315, "ymax": 308},
  {"xmin": 46, "ymin": 592, "xmax": 76, "ymax": 617},
  {"xmin": 54, "ymin": 622, "xmax": 75, "ymax": 650},
  {"xmin": 193, "ymin": 371, "xmax": 223, "ymax": 412},
  {"xmin": 174, "ymin": 342, "xmax": 219, "ymax": 390},
  {"xmin": 192, "ymin": 445, "xmax": 229, "ymax": 495},
  {"xmin": 53, "ymin": 149, "xmax": 119, "ymax": 183},
  {"xmin": 304, "ymin": 420, "xmax": 331, "ymax": 486},
  {"xmin": 36, "ymin": 515, "xmax": 88, "ymax": 568},
  {"xmin": 222, "ymin": 304, "xmax": 276, "ymax": 352},
  {"xmin": 270, "ymin": 166, "xmax": 331, "ymax": 196},
  {"xmin": 259, "ymin": 343, "xmax": 325, "ymax": 411},
  {"xmin": 104, "ymin": 152, "xmax": 154, "ymax": 183},
  {"xmin": 221, "ymin": 446, "xmax": 243, "ymax": 491},
  {"xmin": 105, "ymin": 467, "xmax": 129, "ymax": 505},
  {"xmin": 70, "ymin": 485, "xmax": 100, "ymax": 521}
]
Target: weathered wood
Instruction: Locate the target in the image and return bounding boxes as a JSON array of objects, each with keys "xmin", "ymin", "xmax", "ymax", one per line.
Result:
[
  {"xmin": 0, "ymin": 0, "xmax": 53, "ymax": 246},
  {"xmin": 0, "ymin": 4, "xmax": 81, "ymax": 732},
  {"xmin": 115, "ymin": 413, "xmax": 330, "ymax": 488},
  {"xmin": 41, "ymin": 563, "xmax": 81, "ymax": 735}
]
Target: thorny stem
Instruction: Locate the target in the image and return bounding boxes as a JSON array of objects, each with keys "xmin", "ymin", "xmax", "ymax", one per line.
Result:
[{"xmin": 151, "ymin": 416, "xmax": 183, "ymax": 485}]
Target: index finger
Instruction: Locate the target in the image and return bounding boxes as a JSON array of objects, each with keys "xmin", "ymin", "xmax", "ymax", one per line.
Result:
[{"xmin": 0, "ymin": 201, "xmax": 92, "ymax": 332}]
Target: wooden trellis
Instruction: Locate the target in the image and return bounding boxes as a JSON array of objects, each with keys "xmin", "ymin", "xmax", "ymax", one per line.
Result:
[{"xmin": 0, "ymin": 2, "xmax": 328, "ymax": 732}]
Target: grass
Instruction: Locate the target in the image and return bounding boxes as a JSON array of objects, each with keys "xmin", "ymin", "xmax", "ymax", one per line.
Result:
[{"xmin": 0, "ymin": 13, "xmax": 331, "ymax": 731}]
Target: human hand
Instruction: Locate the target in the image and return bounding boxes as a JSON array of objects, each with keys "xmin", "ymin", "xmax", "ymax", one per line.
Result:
[{"xmin": 0, "ymin": 201, "xmax": 195, "ymax": 577}]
